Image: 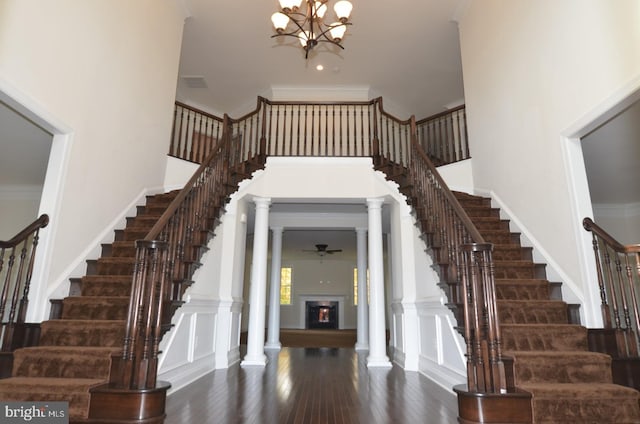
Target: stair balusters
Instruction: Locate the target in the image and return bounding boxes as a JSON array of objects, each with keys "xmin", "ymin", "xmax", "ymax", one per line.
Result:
[
  {"xmin": 584, "ymin": 217, "xmax": 640, "ymax": 357},
  {"xmin": 0, "ymin": 214, "xmax": 48, "ymax": 353}
]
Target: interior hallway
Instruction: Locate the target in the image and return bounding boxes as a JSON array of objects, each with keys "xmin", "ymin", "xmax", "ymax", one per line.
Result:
[{"xmin": 164, "ymin": 347, "xmax": 458, "ymax": 423}]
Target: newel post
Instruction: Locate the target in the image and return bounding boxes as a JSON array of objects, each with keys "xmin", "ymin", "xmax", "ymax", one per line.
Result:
[
  {"xmin": 459, "ymin": 242, "xmax": 506, "ymax": 394},
  {"xmin": 111, "ymin": 239, "xmax": 168, "ymax": 390}
]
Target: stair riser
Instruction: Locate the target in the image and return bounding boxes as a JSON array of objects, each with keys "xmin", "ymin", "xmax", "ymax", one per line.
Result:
[
  {"xmin": 95, "ymin": 261, "xmax": 135, "ymax": 275},
  {"xmin": 61, "ymin": 300, "xmax": 129, "ymax": 320},
  {"xmin": 108, "ymin": 244, "xmax": 137, "ymax": 257},
  {"xmin": 82, "ymin": 282, "xmax": 132, "ymax": 297},
  {"xmin": 463, "ymin": 208, "xmax": 500, "ymax": 218},
  {"xmin": 498, "ymin": 303, "xmax": 568, "ymax": 324},
  {"xmin": 502, "ymin": 327, "xmax": 587, "ymax": 352},
  {"xmin": 532, "ymin": 396, "xmax": 639, "ymax": 424},
  {"xmin": 40, "ymin": 323, "xmax": 125, "ymax": 347},
  {"xmin": 473, "ymin": 220, "xmax": 510, "ymax": 231},
  {"xmin": 13, "ymin": 350, "xmax": 113, "ymax": 379},
  {"xmin": 492, "ymin": 248, "xmax": 531, "ymax": 261},
  {"xmin": 496, "ymin": 284, "xmax": 550, "ymax": 301},
  {"xmin": 493, "ymin": 266, "xmax": 536, "ymax": 279}
]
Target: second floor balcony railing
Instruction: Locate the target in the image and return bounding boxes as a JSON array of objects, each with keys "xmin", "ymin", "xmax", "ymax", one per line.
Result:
[{"xmin": 170, "ymin": 97, "xmax": 468, "ymax": 167}]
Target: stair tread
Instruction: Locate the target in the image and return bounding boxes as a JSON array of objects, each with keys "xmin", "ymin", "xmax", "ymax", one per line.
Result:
[
  {"xmin": 17, "ymin": 346, "xmax": 121, "ymax": 354},
  {"xmin": 506, "ymin": 350, "xmax": 611, "ymax": 359},
  {"xmin": 495, "ymin": 278, "xmax": 548, "ymax": 284},
  {"xmin": 500, "ymin": 323, "xmax": 582, "ymax": 328},
  {"xmin": 0, "ymin": 376, "xmax": 105, "ymax": 390},
  {"xmin": 82, "ymin": 275, "xmax": 132, "ymax": 281},
  {"xmin": 64, "ymin": 295, "xmax": 130, "ymax": 301},
  {"xmin": 520, "ymin": 382, "xmax": 639, "ymax": 397},
  {"xmin": 498, "ymin": 299, "xmax": 565, "ymax": 304},
  {"xmin": 44, "ymin": 319, "xmax": 126, "ymax": 324}
]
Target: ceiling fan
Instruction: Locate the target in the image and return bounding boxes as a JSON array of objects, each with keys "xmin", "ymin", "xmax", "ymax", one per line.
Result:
[{"xmin": 304, "ymin": 244, "xmax": 343, "ymax": 257}]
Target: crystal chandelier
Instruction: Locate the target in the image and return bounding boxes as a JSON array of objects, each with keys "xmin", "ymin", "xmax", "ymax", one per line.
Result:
[{"xmin": 271, "ymin": 0, "xmax": 353, "ymax": 58}]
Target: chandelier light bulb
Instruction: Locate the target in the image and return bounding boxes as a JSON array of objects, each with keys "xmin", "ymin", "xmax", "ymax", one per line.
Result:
[
  {"xmin": 314, "ymin": 1, "xmax": 328, "ymax": 19},
  {"xmin": 278, "ymin": 0, "xmax": 302, "ymax": 12},
  {"xmin": 271, "ymin": 12, "xmax": 290, "ymax": 32},
  {"xmin": 328, "ymin": 22, "xmax": 346, "ymax": 41},
  {"xmin": 333, "ymin": 0, "xmax": 353, "ymax": 22},
  {"xmin": 299, "ymin": 30, "xmax": 311, "ymax": 47}
]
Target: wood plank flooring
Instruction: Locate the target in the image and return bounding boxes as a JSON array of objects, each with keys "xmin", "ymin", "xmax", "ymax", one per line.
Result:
[{"xmin": 164, "ymin": 347, "xmax": 459, "ymax": 423}]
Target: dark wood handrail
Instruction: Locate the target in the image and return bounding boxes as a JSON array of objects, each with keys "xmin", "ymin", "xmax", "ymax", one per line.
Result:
[
  {"xmin": 113, "ymin": 114, "xmax": 235, "ymax": 390},
  {"xmin": 415, "ymin": 104, "xmax": 466, "ymax": 125},
  {"xmin": 415, "ymin": 104, "xmax": 469, "ymax": 165},
  {"xmin": 409, "ymin": 127, "xmax": 484, "ymax": 243},
  {"xmin": 406, "ymin": 117, "xmax": 503, "ymax": 393},
  {"xmin": 0, "ymin": 214, "xmax": 49, "ymax": 351},
  {"xmin": 0, "ymin": 215, "xmax": 49, "ymax": 248},
  {"xmin": 259, "ymin": 96, "xmax": 378, "ymax": 107},
  {"xmin": 583, "ymin": 217, "xmax": 640, "ymax": 356},
  {"xmin": 584, "ymin": 217, "xmax": 640, "ymax": 253}
]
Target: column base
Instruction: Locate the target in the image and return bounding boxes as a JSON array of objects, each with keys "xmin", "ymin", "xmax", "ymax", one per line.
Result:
[
  {"xmin": 355, "ymin": 342, "xmax": 369, "ymax": 351},
  {"xmin": 366, "ymin": 355, "xmax": 392, "ymax": 368},
  {"xmin": 264, "ymin": 341, "xmax": 281, "ymax": 350},
  {"xmin": 240, "ymin": 354, "xmax": 267, "ymax": 367}
]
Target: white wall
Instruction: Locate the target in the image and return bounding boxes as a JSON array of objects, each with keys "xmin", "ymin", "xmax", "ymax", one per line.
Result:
[
  {"xmin": 0, "ymin": 1, "xmax": 186, "ymax": 319},
  {"xmin": 0, "ymin": 186, "xmax": 41, "ymax": 239},
  {"xmin": 458, "ymin": 1, "xmax": 640, "ymax": 325},
  {"xmin": 592, "ymin": 203, "xmax": 640, "ymax": 245}
]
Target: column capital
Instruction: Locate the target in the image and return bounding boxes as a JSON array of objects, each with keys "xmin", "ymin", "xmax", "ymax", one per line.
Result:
[
  {"xmin": 253, "ymin": 196, "xmax": 272, "ymax": 208},
  {"xmin": 366, "ymin": 197, "xmax": 385, "ymax": 209},
  {"xmin": 271, "ymin": 226, "xmax": 284, "ymax": 233},
  {"xmin": 355, "ymin": 226, "xmax": 368, "ymax": 233}
]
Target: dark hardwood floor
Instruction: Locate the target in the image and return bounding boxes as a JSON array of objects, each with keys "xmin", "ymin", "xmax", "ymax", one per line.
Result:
[{"xmin": 164, "ymin": 347, "xmax": 459, "ymax": 423}]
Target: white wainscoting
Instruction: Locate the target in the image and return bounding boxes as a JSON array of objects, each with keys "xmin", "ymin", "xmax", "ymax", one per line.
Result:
[
  {"xmin": 415, "ymin": 299, "xmax": 466, "ymax": 392},
  {"xmin": 158, "ymin": 296, "xmax": 222, "ymax": 394}
]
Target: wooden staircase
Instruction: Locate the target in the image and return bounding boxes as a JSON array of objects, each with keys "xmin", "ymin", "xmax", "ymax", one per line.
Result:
[
  {"xmin": 0, "ymin": 155, "xmax": 265, "ymax": 423},
  {"xmin": 372, "ymin": 153, "xmax": 640, "ymax": 423},
  {"xmin": 452, "ymin": 192, "xmax": 640, "ymax": 423}
]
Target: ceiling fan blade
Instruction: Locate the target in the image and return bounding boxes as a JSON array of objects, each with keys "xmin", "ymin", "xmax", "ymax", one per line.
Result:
[{"xmin": 326, "ymin": 249, "xmax": 342, "ymax": 254}]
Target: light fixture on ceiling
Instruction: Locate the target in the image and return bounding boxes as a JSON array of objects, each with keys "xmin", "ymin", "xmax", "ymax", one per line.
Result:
[{"xmin": 271, "ymin": 0, "xmax": 353, "ymax": 59}]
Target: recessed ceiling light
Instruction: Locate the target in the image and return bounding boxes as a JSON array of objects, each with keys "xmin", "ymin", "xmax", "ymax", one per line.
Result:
[{"xmin": 316, "ymin": 64, "xmax": 324, "ymax": 71}]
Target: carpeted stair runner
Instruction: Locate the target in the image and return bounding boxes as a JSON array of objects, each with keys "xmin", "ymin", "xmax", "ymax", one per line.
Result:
[
  {"xmin": 0, "ymin": 191, "xmax": 178, "ymax": 422},
  {"xmin": 454, "ymin": 191, "xmax": 640, "ymax": 424}
]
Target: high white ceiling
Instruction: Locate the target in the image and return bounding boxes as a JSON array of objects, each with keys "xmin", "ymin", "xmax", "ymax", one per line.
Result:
[{"xmin": 175, "ymin": 0, "xmax": 467, "ymax": 118}]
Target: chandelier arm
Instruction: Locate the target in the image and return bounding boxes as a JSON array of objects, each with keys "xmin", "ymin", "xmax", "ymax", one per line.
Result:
[
  {"xmin": 315, "ymin": 38, "xmax": 345, "ymax": 49},
  {"xmin": 314, "ymin": 22, "xmax": 351, "ymax": 42},
  {"xmin": 271, "ymin": 32, "xmax": 311, "ymax": 40},
  {"xmin": 281, "ymin": 13, "xmax": 312, "ymax": 37}
]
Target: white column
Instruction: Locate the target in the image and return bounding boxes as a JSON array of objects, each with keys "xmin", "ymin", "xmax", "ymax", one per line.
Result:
[
  {"xmin": 265, "ymin": 226, "xmax": 284, "ymax": 350},
  {"xmin": 366, "ymin": 198, "xmax": 392, "ymax": 368},
  {"xmin": 241, "ymin": 197, "xmax": 271, "ymax": 367},
  {"xmin": 355, "ymin": 227, "xmax": 369, "ymax": 351}
]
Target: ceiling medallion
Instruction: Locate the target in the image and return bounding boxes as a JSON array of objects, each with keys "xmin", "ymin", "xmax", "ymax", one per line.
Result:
[{"xmin": 271, "ymin": 0, "xmax": 353, "ymax": 59}]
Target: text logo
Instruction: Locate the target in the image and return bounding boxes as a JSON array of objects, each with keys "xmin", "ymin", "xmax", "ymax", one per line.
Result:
[{"xmin": 0, "ymin": 402, "xmax": 68, "ymax": 424}]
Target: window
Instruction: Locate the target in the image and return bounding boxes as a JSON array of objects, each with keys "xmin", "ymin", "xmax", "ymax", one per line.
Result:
[
  {"xmin": 280, "ymin": 267, "xmax": 292, "ymax": 305},
  {"xmin": 353, "ymin": 268, "xmax": 369, "ymax": 305}
]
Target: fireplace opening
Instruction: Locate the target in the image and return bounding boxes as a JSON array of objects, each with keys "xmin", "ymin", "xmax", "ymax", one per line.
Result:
[{"xmin": 306, "ymin": 301, "xmax": 338, "ymax": 329}]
